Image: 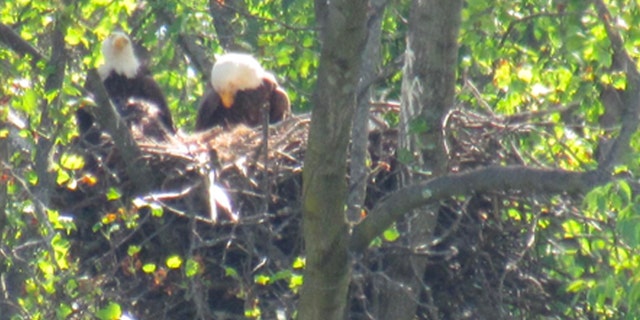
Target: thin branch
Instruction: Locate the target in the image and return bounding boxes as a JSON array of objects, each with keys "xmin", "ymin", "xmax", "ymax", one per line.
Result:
[
  {"xmin": 214, "ymin": 0, "xmax": 316, "ymax": 32},
  {"xmin": 0, "ymin": 23, "xmax": 46, "ymax": 63},
  {"xmin": 350, "ymin": 166, "xmax": 606, "ymax": 253},
  {"xmin": 498, "ymin": 12, "xmax": 563, "ymax": 48},
  {"xmin": 148, "ymin": 1, "xmax": 213, "ymax": 80},
  {"xmin": 0, "ymin": 125, "xmax": 8, "ymax": 237}
]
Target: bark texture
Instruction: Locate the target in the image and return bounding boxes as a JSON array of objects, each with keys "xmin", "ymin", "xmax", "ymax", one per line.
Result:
[
  {"xmin": 374, "ymin": 1, "xmax": 463, "ymax": 318},
  {"xmin": 298, "ymin": 1, "xmax": 368, "ymax": 319},
  {"xmin": 347, "ymin": 0, "xmax": 388, "ymax": 223}
]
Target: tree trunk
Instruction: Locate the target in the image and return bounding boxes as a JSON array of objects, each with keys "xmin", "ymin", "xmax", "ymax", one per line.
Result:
[
  {"xmin": 374, "ymin": 1, "xmax": 463, "ymax": 319},
  {"xmin": 298, "ymin": 1, "xmax": 368, "ymax": 319},
  {"xmin": 347, "ymin": 0, "xmax": 388, "ymax": 223}
]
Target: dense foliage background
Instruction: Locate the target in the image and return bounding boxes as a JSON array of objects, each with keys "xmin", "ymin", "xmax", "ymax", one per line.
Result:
[{"xmin": 2, "ymin": 0, "xmax": 640, "ymax": 319}]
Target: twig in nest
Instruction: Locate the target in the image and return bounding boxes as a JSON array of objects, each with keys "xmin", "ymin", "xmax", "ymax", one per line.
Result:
[{"xmin": 260, "ymin": 102, "xmax": 271, "ymax": 213}]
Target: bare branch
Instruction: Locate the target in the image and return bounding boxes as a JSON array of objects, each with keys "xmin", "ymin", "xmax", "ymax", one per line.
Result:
[{"xmin": 350, "ymin": 166, "xmax": 605, "ymax": 253}]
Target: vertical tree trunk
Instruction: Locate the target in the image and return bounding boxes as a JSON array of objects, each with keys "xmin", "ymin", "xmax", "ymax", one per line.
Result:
[
  {"xmin": 374, "ymin": 1, "xmax": 463, "ymax": 319},
  {"xmin": 298, "ymin": 1, "xmax": 368, "ymax": 319},
  {"xmin": 347, "ymin": 0, "xmax": 388, "ymax": 223}
]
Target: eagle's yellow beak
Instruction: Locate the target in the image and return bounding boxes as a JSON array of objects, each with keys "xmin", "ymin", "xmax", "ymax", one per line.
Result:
[
  {"xmin": 219, "ymin": 90, "xmax": 235, "ymax": 109},
  {"xmin": 113, "ymin": 35, "xmax": 129, "ymax": 52}
]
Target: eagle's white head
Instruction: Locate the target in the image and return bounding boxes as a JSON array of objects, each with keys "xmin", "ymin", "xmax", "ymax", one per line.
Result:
[
  {"xmin": 98, "ymin": 31, "xmax": 140, "ymax": 80},
  {"xmin": 210, "ymin": 53, "xmax": 266, "ymax": 108}
]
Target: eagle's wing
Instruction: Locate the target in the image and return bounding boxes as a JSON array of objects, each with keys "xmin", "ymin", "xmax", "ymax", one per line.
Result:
[
  {"xmin": 140, "ymin": 75, "xmax": 175, "ymax": 133},
  {"xmin": 269, "ymin": 86, "xmax": 291, "ymax": 123},
  {"xmin": 196, "ymin": 87, "xmax": 223, "ymax": 131}
]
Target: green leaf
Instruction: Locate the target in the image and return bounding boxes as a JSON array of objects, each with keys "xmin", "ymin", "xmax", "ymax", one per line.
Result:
[
  {"xmin": 289, "ymin": 273, "xmax": 304, "ymax": 290},
  {"xmin": 142, "ymin": 263, "xmax": 156, "ymax": 274},
  {"xmin": 96, "ymin": 302, "xmax": 122, "ymax": 320},
  {"xmin": 166, "ymin": 255, "xmax": 182, "ymax": 269},
  {"xmin": 56, "ymin": 303, "xmax": 73, "ymax": 319},
  {"xmin": 127, "ymin": 245, "xmax": 141, "ymax": 256},
  {"xmin": 149, "ymin": 202, "xmax": 163, "ymax": 217},
  {"xmin": 271, "ymin": 270, "xmax": 292, "ymax": 282},
  {"xmin": 26, "ymin": 170, "xmax": 38, "ymax": 185},
  {"xmin": 383, "ymin": 225, "xmax": 400, "ymax": 242},
  {"xmin": 225, "ymin": 266, "xmax": 239, "ymax": 279},
  {"xmin": 292, "ymin": 256, "xmax": 305, "ymax": 269},
  {"xmin": 18, "ymin": 88, "xmax": 39, "ymax": 113},
  {"xmin": 185, "ymin": 258, "xmax": 200, "ymax": 277},
  {"xmin": 106, "ymin": 187, "xmax": 121, "ymax": 201},
  {"xmin": 60, "ymin": 153, "xmax": 85, "ymax": 170},
  {"xmin": 254, "ymin": 274, "xmax": 270, "ymax": 286},
  {"xmin": 56, "ymin": 169, "xmax": 71, "ymax": 185}
]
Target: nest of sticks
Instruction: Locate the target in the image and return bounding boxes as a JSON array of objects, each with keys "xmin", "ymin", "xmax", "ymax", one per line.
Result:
[{"xmin": 53, "ymin": 107, "xmax": 577, "ymax": 319}]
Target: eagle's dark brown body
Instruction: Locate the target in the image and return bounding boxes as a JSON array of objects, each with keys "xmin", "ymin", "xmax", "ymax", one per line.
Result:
[
  {"xmin": 102, "ymin": 69, "xmax": 175, "ymax": 132},
  {"xmin": 195, "ymin": 78, "xmax": 290, "ymax": 131},
  {"xmin": 194, "ymin": 53, "xmax": 290, "ymax": 131},
  {"xmin": 77, "ymin": 32, "xmax": 175, "ymax": 144}
]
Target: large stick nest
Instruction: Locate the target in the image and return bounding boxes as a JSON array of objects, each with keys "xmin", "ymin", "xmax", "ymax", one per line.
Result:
[{"xmin": 53, "ymin": 108, "xmax": 577, "ymax": 319}]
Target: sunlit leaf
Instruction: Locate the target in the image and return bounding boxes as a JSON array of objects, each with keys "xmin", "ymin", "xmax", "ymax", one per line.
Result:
[
  {"xmin": 106, "ymin": 187, "xmax": 121, "ymax": 201},
  {"xmin": 96, "ymin": 302, "xmax": 122, "ymax": 320},
  {"xmin": 254, "ymin": 274, "xmax": 270, "ymax": 286},
  {"xmin": 142, "ymin": 263, "xmax": 156, "ymax": 274},
  {"xmin": 166, "ymin": 255, "xmax": 182, "ymax": 269},
  {"xmin": 60, "ymin": 153, "xmax": 85, "ymax": 170},
  {"xmin": 127, "ymin": 245, "xmax": 141, "ymax": 257},
  {"xmin": 185, "ymin": 258, "xmax": 200, "ymax": 277},
  {"xmin": 292, "ymin": 257, "xmax": 305, "ymax": 269},
  {"xmin": 383, "ymin": 225, "xmax": 400, "ymax": 242}
]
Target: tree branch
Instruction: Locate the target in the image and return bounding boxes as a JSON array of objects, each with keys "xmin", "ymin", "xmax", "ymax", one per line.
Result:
[
  {"xmin": 31, "ymin": 15, "xmax": 68, "ymax": 237},
  {"xmin": 147, "ymin": 2, "xmax": 213, "ymax": 81},
  {"xmin": 347, "ymin": 0, "xmax": 388, "ymax": 222},
  {"xmin": 350, "ymin": 166, "xmax": 606, "ymax": 253},
  {"xmin": 0, "ymin": 23, "xmax": 46, "ymax": 63},
  {"xmin": 208, "ymin": 0, "xmax": 241, "ymax": 52},
  {"xmin": 593, "ymin": 0, "xmax": 640, "ymax": 173},
  {"xmin": 84, "ymin": 69, "xmax": 157, "ymax": 194}
]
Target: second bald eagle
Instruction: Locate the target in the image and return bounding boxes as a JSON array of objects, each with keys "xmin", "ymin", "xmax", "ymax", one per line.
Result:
[
  {"xmin": 78, "ymin": 31, "xmax": 176, "ymax": 143},
  {"xmin": 195, "ymin": 53, "xmax": 290, "ymax": 131}
]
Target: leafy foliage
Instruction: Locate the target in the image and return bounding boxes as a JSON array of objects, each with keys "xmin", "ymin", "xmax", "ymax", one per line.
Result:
[{"xmin": 2, "ymin": 0, "xmax": 640, "ymax": 319}]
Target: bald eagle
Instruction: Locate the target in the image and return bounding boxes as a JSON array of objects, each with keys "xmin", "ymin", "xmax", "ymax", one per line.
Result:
[
  {"xmin": 195, "ymin": 53, "xmax": 290, "ymax": 131},
  {"xmin": 77, "ymin": 31, "xmax": 175, "ymax": 143}
]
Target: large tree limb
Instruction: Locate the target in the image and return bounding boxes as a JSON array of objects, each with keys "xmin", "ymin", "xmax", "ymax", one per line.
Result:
[
  {"xmin": 350, "ymin": 166, "xmax": 605, "ymax": 253},
  {"xmin": 84, "ymin": 69, "xmax": 157, "ymax": 194}
]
